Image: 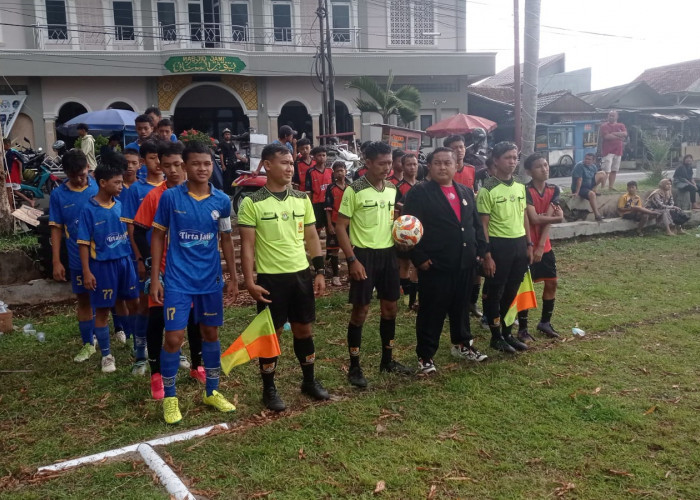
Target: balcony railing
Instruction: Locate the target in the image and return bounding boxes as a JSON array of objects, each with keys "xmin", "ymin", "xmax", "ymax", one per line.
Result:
[{"xmin": 32, "ymin": 23, "xmax": 361, "ymax": 52}]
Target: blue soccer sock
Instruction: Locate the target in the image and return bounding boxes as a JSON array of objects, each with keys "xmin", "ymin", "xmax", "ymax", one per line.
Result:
[
  {"xmin": 94, "ymin": 326, "xmax": 111, "ymax": 357},
  {"xmin": 78, "ymin": 320, "xmax": 94, "ymax": 345},
  {"xmin": 201, "ymin": 340, "xmax": 221, "ymax": 397},
  {"xmin": 161, "ymin": 348, "xmax": 180, "ymax": 398},
  {"xmin": 133, "ymin": 314, "xmax": 148, "ymax": 360}
]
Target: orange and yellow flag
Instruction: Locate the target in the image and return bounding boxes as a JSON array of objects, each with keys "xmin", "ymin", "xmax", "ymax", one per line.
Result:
[
  {"xmin": 503, "ymin": 269, "xmax": 538, "ymax": 327},
  {"xmin": 221, "ymin": 308, "xmax": 280, "ymax": 375}
]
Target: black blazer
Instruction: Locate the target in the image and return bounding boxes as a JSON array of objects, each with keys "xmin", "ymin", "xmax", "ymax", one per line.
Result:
[{"xmin": 402, "ymin": 180, "xmax": 486, "ymax": 271}]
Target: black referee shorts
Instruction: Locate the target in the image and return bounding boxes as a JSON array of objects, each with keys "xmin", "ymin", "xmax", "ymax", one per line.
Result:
[
  {"xmin": 256, "ymin": 269, "xmax": 316, "ymax": 329},
  {"xmin": 349, "ymin": 247, "xmax": 400, "ymax": 306},
  {"xmin": 530, "ymin": 249, "xmax": 557, "ymax": 282},
  {"xmin": 488, "ymin": 236, "xmax": 529, "ymax": 285}
]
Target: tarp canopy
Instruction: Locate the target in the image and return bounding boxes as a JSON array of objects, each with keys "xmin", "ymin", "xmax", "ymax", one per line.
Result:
[
  {"xmin": 426, "ymin": 113, "xmax": 497, "ymax": 138},
  {"xmin": 56, "ymin": 109, "xmax": 139, "ymax": 137}
]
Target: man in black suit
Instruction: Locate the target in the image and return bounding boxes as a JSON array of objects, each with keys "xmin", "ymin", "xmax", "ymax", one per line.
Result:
[{"xmin": 402, "ymin": 147, "xmax": 488, "ymax": 374}]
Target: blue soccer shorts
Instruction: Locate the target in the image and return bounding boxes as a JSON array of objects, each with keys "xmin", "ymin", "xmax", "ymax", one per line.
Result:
[
  {"xmin": 163, "ymin": 289, "xmax": 224, "ymax": 332},
  {"xmin": 70, "ymin": 268, "xmax": 88, "ymax": 295},
  {"xmin": 89, "ymin": 257, "xmax": 139, "ymax": 308}
]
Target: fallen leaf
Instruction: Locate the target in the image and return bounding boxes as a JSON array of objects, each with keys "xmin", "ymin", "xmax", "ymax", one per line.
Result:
[
  {"xmin": 644, "ymin": 405, "xmax": 657, "ymax": 415},
  {"xmin": 593, "ymin": 387, "xmax": 601, "ymax": 394},
  {"xmin": 477, "ymin": 449, "xmax": 492, "ymax": 459},
  {"xmin": 427, "ymin": 484, "xmax": 437, "ymax": 499},
  {"xmin": 607, "ymin": 469, "xmax": 634, "ymax": 477},
  {"xmin": 249, "ymin": 491, "xmax": 272, "ymax": 499},
  {"xmin": 665, "ymin": 470, "xmax": 671, "ymax": 478},
  {"xmin": 374, "ymin": 480, "xmax": 386, "ymax": 494},
  {"xmin": 553, "ymin": 481, "xmax": 575, "ymax": 497},
  {"xmin": 298, "ymin": 448, "xmax": 306, "ymax": 460},
  {"xmin": 376, "ymin": 423, "xmax": 387, "ymax": 434}
]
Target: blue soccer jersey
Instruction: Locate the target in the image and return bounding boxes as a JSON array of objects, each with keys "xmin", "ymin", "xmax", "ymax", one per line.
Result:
[
  {"xmin": 48, "ymin": 177, "xmax": 98, "ymax": 270},
  {"xmin": 152, "ymin": 182, "xmax": 232, "ymax": 294},
  {"xmin": 76, "ymin": 198, "xmax": 131, "ymax": 261},
  {"xmin": 121, "ymin": 179, "xmax": 162, "ymax": 223}
]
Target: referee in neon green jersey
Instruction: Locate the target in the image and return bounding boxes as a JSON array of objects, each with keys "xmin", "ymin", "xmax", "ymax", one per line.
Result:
[
  {"xmin": 477, "ymin": 142, "xmax": 534, "ymax": 354},
  {"xmin": 335, "ymin": 141, "xmax": 414, "ymax": 388}
]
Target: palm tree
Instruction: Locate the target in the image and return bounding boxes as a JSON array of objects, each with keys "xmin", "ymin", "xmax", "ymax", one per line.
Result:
[{"xmin": 347, "ymin": 71, "xmax": 421, "ymax": 125}]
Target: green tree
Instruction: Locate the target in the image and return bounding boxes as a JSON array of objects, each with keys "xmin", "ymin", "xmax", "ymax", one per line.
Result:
[
  {"xmin": 640, "ymin": 129, "xmax": 674, "ymax": 184},
  {"xmin": 347, "ymin": 71, "xmax": 421, "ymax": 125}
]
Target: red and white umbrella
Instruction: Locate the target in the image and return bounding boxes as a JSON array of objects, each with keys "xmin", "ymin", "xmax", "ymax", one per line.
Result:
[{"xmin": 426, "ymin": 113, "xmax": 497, "ymax": 138}]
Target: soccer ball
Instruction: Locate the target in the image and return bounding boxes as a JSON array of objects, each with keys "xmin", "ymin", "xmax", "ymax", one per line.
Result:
[{"xmin": 392, "ymin": 215, "xmax": 423, "ymax": 248}]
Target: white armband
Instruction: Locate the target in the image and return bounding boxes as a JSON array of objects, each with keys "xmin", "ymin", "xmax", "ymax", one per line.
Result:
[{"xmin": 218, "ymin": 216, "xmax": 232, "ymax": 232}]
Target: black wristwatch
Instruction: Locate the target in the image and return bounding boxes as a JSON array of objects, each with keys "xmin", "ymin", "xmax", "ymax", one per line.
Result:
[
  {"xmin": 346, "ymin": 255, "xmax": 357, "ymax": 264},
  {"xmin": 527, "ymin": 241, "xmax": 535, "ymax": 247}
]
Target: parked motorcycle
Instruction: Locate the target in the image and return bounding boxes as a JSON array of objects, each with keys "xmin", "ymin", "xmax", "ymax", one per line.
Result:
[
  {"xmin": 12, "ymin": 138, "xmax": 61, "ymax": 201},
  {"xmin": 231, "ymin": 170, "xmax": 266, "ymax": 214}
]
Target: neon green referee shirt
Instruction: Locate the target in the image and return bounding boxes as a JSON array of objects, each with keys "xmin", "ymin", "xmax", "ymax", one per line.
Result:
[
  {"xmin": 476, "ymin": 176, "xmax": 526, "ymax": 238},
  {"xmin": 339, "ymin": 177, "xmax": 396, "ymax": 249},
  {"xmin": 237, "ymin": 187, "xmax": 315, "ymax": 274}
]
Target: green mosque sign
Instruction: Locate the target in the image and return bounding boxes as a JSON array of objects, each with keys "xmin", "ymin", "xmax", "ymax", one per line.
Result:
[{"xmin": 164, "ymin": 56, "xmax": 246, "ymax": 74}]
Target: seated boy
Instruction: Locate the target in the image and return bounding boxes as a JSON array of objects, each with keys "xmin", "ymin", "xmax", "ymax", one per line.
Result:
[
  {"xmin": 618, "ymin": 180, "xmax": 656, "ymax": 236},
  {"xmin": 77, "ymin": 154, "xmax": 139, "ymax": 373},
  {"xmin": 571, "ymin": 153, "xmax": 606, "ymax": 222}
]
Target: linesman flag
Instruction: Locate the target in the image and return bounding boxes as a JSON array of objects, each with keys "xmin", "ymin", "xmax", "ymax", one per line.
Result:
[
  {"xmin": 221, "ymin": 308, "xmax": 280, "ymax": 375},
  {"xmin": 503, "ymin": 269, "xmax": 538, "ymax": 327}
]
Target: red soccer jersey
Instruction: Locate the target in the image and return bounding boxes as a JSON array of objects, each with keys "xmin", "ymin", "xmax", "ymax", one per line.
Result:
[
  {"xmin": 453, "ymin": 164, "xmax": 476, "ymax": 190},
  {"xmin": 325, "ymin": 183, "xmax": 346, "ymax": 224},
  {"xmin": 133, "ymin": 183, "xmax": 169, "ymax": 271},
  {"xmin": 526, "ymin": 181, "xmax": 560, "ymax": 254},
  {"xmin": 295, "ymin": 158, "xmax": 314, "ymax": 188},
  {"xmin": 387, "ymin": 175, "xmax": 402, "ymax": 186},
  {"xmin": 305, "ymin": 167, "xmax": 333, "ymax": 204}
]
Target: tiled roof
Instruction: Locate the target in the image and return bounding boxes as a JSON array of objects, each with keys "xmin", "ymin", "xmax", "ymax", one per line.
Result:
[
  {"xmin": 634, "ymin": 58, "xmax": 700, "ymax": 94},
  {"xmin": 578, "ymin": 82, "xmax": 651, "ymax": 109},
  {"xmin": 475, "ymin": 53, "xmax": 565, "ymax": 87},
  {"xmin": 466, "ymin": 86, "xmax": 515, "ymax": 103}
]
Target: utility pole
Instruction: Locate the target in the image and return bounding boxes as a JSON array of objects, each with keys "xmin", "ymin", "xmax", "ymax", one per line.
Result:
[
  {"xmin": 513, "ymin": 0, "xmax": 521, "ymax": 150},
  {"xmin": 324, "ymin": 0, "xmax": 336, "ymax": 135},
  {"xmin": 521, "ymin": 0, "xmax": 541, "ymax": 157},
  {"xmin": 318, "ymin": 0, "xmax": 328, "ymax": 142}
]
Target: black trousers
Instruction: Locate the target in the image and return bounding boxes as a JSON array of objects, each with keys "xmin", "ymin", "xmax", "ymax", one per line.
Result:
[
  {"xmin": 415, "ymin": 265, "xmax": 473, "ymax": 361},
  {"xmin": 678, "ymin": 183, "xmax": 699, "ymax": 204}
]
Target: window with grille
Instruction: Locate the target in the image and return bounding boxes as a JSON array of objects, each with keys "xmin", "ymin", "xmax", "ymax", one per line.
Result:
[
  {"xmin": 389, "ymin": 0, "xmax": 435, "ymax": 46},
  {"xmin": 273, "ymin": 3, "xmax": 292, "ymax": 42},
  {"xmin": 231, "ymin": 2, "xmax": 248, "ymax": 41},
  {"xmin": 420, "ymin": 115, "xmax": 433, "ymax": 146},
  {"xmin": 45, "ymin": 0, "xmax": 67, "ymax": 40},
  {"xmin": 157, "ymin": 2, "xmax": 177, "ymax": 40},
  {"xmin": 113, "ymin": 1, "xmax": 135, "ymax": 41},
  {"xmin": 188, "ymin": 2, "xmax": 202, "ymax": 41},
  {"xmin": 332, "ymin": 3, "xmax": 350, "ymax": 43}
]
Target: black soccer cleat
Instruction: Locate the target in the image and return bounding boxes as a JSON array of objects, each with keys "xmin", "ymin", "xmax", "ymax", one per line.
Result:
[
  {"xmin": 379, "ymin": 359, "xmax": 415, "ymax": 376},
  {"xmin": 347, "ymin": 366, "xmax": 368, "ymax": 388},
  {"xmin": 262, "ymin": 385, "xmax": 287, "ymax": 412},
  {"xmin": 537, "ymin": 322, "xmax": 561, "ymax": 339},
  {"xmin": 504, "ymin": 334, "xmax": 528, "ymax": 351},
  {"xmin": 517, "ymin": 329, "xmax": 536, "ymax": 343},
  {"xmin": 301, "ymin": 379, "xmax": 330, "ymax": 400},
  {"xmin": 490, "ymin": 336, "xmax": 517, "ymax": 353}
]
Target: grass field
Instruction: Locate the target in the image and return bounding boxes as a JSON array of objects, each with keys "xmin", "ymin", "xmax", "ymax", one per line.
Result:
[{"xmin": 1, "ymin": 230, "xmax": 700, "ymax": 499}]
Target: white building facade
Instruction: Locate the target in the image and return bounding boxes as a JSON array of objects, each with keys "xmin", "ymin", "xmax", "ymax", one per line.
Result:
[{"xmin": 0, "ymin": 0, "xmax": 495, "ymax": 148}]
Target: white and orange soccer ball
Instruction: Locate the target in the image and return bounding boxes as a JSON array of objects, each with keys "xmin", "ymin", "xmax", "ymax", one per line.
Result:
[{"xmin": 392, "ymin": 215, "xmax": 423, "ymax": 248}]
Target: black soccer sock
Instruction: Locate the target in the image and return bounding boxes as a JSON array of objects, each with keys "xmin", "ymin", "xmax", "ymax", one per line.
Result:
[
  {"xmin": 541, "ymin": 299, "xmax": 555, "ymax": 324},
  {"xmin": 517, "ymin": 310, "xmax": 529, "ymax": 331},
  {"xmin": 502, "ymin": 322, "xmax": 513, "ymax": 338},
  {"xmin": 330, "ymin": 254, "xmax": 339, "ymax": 277},
  {"xmin": 470, "ymin": 282, "xmax": 481, "ymax": 305},
  {"xmin": 347, "ymin": 323, "xmax": 363, "ymax": 368},
  {"xmin": 400, "ymin": 278, "xmax": 411, "ymax": 296},
  {"xmin": 409, "ymin": 281, "xmax": 418, "ymax": 308},
  {"xmin": 379, "ymin": 318, "xmax": 396, "ymax": 365},
  {"xmin": 293, "ymin": 336, "xmax": 316, "ymax": 383},
  {"xmin": 147, "ymin": 306, "xmax": 164, "ymax": 374},
  {"xmin": 186, "ymin": 311, "xmax": 202, "ymax": 369},
  {"xmin": 259, "ymin": 357, "xmax": 278, "ymax": 388}
]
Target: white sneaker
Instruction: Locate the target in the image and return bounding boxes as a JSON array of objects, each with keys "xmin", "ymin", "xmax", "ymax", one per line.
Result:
[
  {"xmin": 115, "ymin": 330, "xmax": 127, "ymax": 344},
  {"xmin": 101, "ymin": 354, "xmax": 116, "ymax": 373},
  {"xmin": 179, "ymin": 355, "xmax": 191, "ymax": 370},
  {"xmin": 451, "ymin": 343, "xmax": 488, "ymax": 362},
  {"xmin": 131, "ymin": 359, "xmax": 147, "ymax": 376},
  {"xmin": 74, "ymin": 343, "xmax": 96, "ymax": 363},
  {"xmin": 418, "ymin": 358, "xmax": 437, "ymax": 374},
  {"xmin": 332, "ymin": 276, "xmax": 342, "ymax": 286}
]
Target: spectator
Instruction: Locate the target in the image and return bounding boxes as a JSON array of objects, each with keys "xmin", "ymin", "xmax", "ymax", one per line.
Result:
[
  {"xmin": 617, "ymin": 181, "xmax": 656, "ymax": 236},
  {"xmin": 99, "ymin": 133, "xmax": 121, "ymax": 161},
  {"xmin": 272, "ymin": 125, "xmax": 296, "ymax": 156},
  {"xmin": 571, "ymin": 152, "xmax": 606, "ymax": 222},
  {"xmin": 77, "ymin": 123, "xmax": 97, "ymax": 172},
  {"xmin": 644, "ymin": 179, "xmax": 689, "ymax": 236},
  {"xmin": 599, "ymin": 110, "xmax": 627, "ymax": 190},
  {"xmin": 219, "ymin": 128, "xmax": 245, "ymax": 194},
  {"xmin": 672, "ymin": 154, "xmax": 700, "ymax": 209}
]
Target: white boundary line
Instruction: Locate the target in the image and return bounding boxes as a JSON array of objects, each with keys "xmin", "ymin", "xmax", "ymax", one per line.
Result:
[
  {"xmin": 38, "ymin": 423, "xmax": 230, "ymax": 473},
  {"xmin": 138, "ymin": 444, "xmax": 195, "ymax": 500}
]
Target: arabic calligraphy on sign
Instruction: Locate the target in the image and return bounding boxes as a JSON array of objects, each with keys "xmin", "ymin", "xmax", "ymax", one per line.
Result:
[{"xmin": 164, "ymin": 56, "xmax": 247, "ymax": 74}]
